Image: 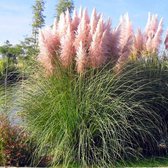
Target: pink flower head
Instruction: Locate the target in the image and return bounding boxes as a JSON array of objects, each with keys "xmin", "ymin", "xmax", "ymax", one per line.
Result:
[
  {"xmin": 37, "ymin": 53, "xmax": 54, "ymax": 75},
  {"xmin": 118, "ymin": 13, "xmax": 133, "ymax": 60},
  {"xmin": 152, "ymin": 18, "xmax": 163, "ymax": 52},
  {"xmin": 145, "ymin": 13, "xmax": 163, "ymax": 53},
  {"xmin": 72, "ymin": 9, "xmax": 80, "ymax": 31},
  {"xmin": 133, "ymin": 28, "xmax": 144, "ymax": 55},
  {"xmin": 89, "ymin": 17, "xmax": 109, "ymax": 68},
  {"xmin": 65, "ymin": 9, "xmax": 71, "ymax": 26},
  {"xmin": 38, "ymin": 27, "xmax": 60, "ymax": 74},
  {"xmin": 82, "ymin": 8, "xmax": 90, "ymax": 23},
  {"xmin": 79, "ymin": 6, "xmax": 83, "ymax": 19},
  {"xmin": 76, "ymin": 41, "xmax": 87, "ymax": 73},
  {"xmin": 111, "ymin": 25, "xmax": 121, "ymax": 60},
  {"xmin": 57, "ymin": 12, "xmax": 67, "ymax": 38},
  {"xmin": 60, "ymin": 25, "xmax": 75, "ymax": 67},
  {"xmin": 39, "ymin": 27, "xmax": 60, "ymax": 56},
  {"xmin": 103, "ymin": 18, "xmax": 113, "ymax": 59},
  {"xmin": 90, "ymin": 8, "xmax": 99, "ymax": 34},
  {"xmin": 115, "ymin": 13, "xmax": 133, "ymax": 71},
  {"xmin": 74, "ymin": 8, "xmax": 90, "ymax": 51}
]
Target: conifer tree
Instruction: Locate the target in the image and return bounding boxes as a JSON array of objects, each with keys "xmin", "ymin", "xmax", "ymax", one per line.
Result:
[
  {"xmin": 32, "ymin": 0, "xmax": 45, "ymax": 45},
  {"xmin": 56, "ymin": 0, "xmax": 74, "ymax": 19}
]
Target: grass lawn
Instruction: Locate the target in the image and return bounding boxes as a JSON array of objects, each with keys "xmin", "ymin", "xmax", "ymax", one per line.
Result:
[
  {"xmin": 117, "ymin": 157, "xmax": 168, "ymax": 167},
  {"xmin": 52, "ymin": 157, "xmax": 168, "ymax": 167}
]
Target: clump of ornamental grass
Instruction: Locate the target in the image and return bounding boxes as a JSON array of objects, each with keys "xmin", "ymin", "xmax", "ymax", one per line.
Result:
[
  {"xmin": 17, "ymin": 61, "xmax": 163, "ymax": 167},
  {"xmin": 120, "ymin": 57, "xmax": 168, "ymax": 147}
]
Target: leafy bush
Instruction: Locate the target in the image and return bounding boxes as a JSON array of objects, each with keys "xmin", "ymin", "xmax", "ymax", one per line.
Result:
[
  {"xmin": 0, "ymin": 116, "xmax": 31, "ymax": 166},
  {"xmin": 18, "ymin": 62, "xmax": 164, "ymax": 167},
  {"xmin": 0, "ymin": 114, "xmax": 50, "ymax": 167}
]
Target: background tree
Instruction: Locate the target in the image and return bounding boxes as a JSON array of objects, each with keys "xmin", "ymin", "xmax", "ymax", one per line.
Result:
[
  {"xmin": 56, "ymin": 0, "xmax": 74, "ymax": 19},
  {"xmin": 32, "ymin": 0, "xmax": 45, "ymax": 45},
  {"xmin": 0, "ymin": 41, "xmax": 24, "ymax": 83}
]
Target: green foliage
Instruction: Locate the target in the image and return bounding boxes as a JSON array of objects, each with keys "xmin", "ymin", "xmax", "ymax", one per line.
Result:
[
  {"xmin": 18, "ymin": 61, "xmax": 164, "ymax": 167},
  {"xmin": 20, "ymin": 37, "xmax": 39, "ymax": 57},
  {"xmin": 0, "ymin": 41, "xmax": 23, "ymax": 59},
  {"xmin": 0, "ymin": 39, "xmax": 38, "ymax": 84},
  {"xmin": 56, "ymin": 0, "xmax": 74, "ymax": 19},
  {"xmin": 0, "ymin": 114, "xmax": 50, "ymax": 167},
  {"xmin": 120, "ymin": 58, "xmax": 168, "ymax": 154}
]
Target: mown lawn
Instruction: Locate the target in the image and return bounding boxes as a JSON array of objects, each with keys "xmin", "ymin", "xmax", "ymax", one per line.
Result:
[
  {"xmin": 117, "ymin": 157, "xmax": 168, "ymax": 167},
  {"xmin": 53, "ymin": 157, "xmax": 168, "ymax": 167}
]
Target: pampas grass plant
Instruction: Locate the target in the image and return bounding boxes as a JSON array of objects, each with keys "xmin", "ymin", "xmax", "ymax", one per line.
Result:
[{"xmin": 17, "ymin": 61, "xmax": 164, "ymax": 167}]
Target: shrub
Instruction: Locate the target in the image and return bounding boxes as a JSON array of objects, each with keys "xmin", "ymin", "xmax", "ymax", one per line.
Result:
[
  {"xmin": 0, "ymin": 115, "xmax": 34, "ymax": 166},
  {"xmin": 0, "ymin": 114, "xmax": 51, "ymax": 167}
]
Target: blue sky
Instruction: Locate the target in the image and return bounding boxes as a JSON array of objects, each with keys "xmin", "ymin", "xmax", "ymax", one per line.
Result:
[{"xmin": 0, "ymin": 0, "xmax": 168, "ymax": 45}]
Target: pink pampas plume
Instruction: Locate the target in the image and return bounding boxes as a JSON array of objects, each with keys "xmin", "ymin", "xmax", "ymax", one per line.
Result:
[
  {"xmin": 115, "ymin": 13, "xmax": 133, "ymax": 71},
  {"xmin": 38, "ymin": 28, "xmax": 60, "ymax": 74},
  {"xmin": 144, "ymin": 13, "xmax": 163, "ymax": 53},
  {"xmin": 102, "ymin": 17, "xmax": 113, "ymax": 59},
  {"xmin": 37, "ymin": 53, "xmax": 54, "ymax": 75},
  {"xmin": 110, "ymin": 25, "xmax": 121, "ymax": 61},
  {"xmin": 119, "ymin": 13, "xmax": 133, "ymax": 51},
  {"xmin": 89, "ymin": 17, "xmax": 105, "ymax": 68},
  {"xmin": 152, "ymin": 18, "xmax": 163, "ymax": 52},
  {"xmin": 88, "ymin": 9, "xmax": 102, "ymax": 47},
  {"xmin": 60, "ymin": 25, "xmax": 75, "ymax": 67},
  {"xmin": 164, "ymin": 30, "xmax": 168, "ymax": 50},
  {"xmin": 90, "ymin": 8, "xmax": 100, "ymax": 35},
  {"xmin": 82, "ymin": 8, "xmax": 90, "ymax": 23},
  {"xmin": 145, "ymin": 13, "xmax": 152, "ymax": 35},
  {"xmin": 65, "ymin": 9, "xmax": 71, "ymax": 25},
  {"xmin": 57, "ymin": 12, "xmax": 66, "ymax": 37},
  {"xmin": 145, "ymin": 13, "xmax": 158, "ymax": 52},
  {"xmin": 76, "ymin": 41, "xmax": 87, "ymax": 73},
  {"xmin": 133, "ymin": 29, "xmax": 144, "ymax": 57},
  {"xmin": 38, "ymin": 27, "xmax": 60, "ymax": 56},
  {"xmin": 74, "ymin": 8, "xmax": 90, "ymax": 51},
  {"xmin": 71, "ymin": 9, "xmax": 80, "ymax": 31},
  {"xmin": 145, "ymin": 13, "xmax": 158, "ymax": 36}
]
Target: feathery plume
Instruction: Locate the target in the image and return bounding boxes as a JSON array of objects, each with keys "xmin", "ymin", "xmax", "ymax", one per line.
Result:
[
  {"xmin": 60, "ymin": 25, "xmax": 75, "ymax": 67},
  {"xmin": 76, "ymin": 41, "xmax": 87, "ymax": 73},
  {"xmin": 152, "ymin": 18, "xmax": 163, "ymax": 52},
  {"xmin": 89, "ymin": 17, "xmax": 105, "ymax": 67},
  {"xmin": 90, "ymin": 8, "xmax": 99, "ymax": 34},
  {"xmin": 57, "ymin": 12, "xmax": 67, "ymax": 38},
  {"xmin": 110, "ymin": 25, "xmax": 121, "ymax": 61},
  {"xmin": 133, "ymin": 28, "xmax": 144, "ymax": 57},
  {"xmin": 74, "ymin": 8, "xmax": 90, "ymax": 50},
  {"xmin": 116, "ymin": 13, "xmax": 133, "ymax": 70},
  {"xmin": 38, "ymin": 27, "xmax": 60, "ymax": 74},
  {"xmin": 39, "ymin": 27, "xmax": 60, "ymax": 56},
  {"xmin": 72, "ymin": 9, "xmax": 80, "ymax": 31},
  {"xmin": 145, "ymin": 14, "xmax": 163, "ymax": 53}
]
